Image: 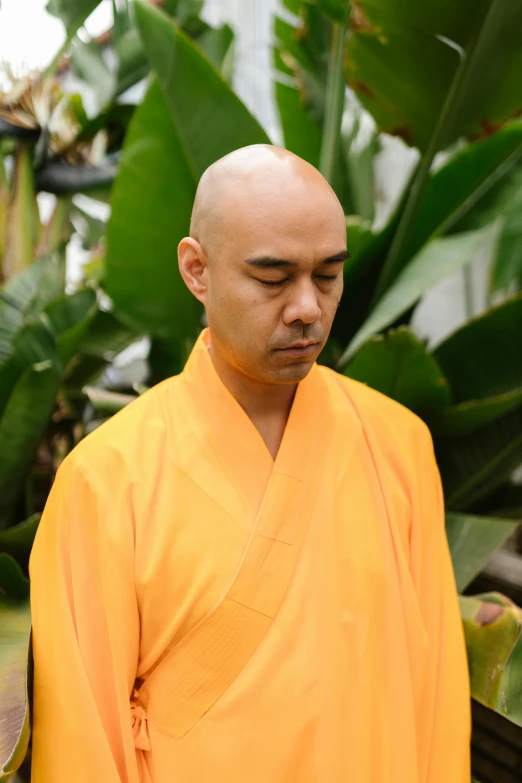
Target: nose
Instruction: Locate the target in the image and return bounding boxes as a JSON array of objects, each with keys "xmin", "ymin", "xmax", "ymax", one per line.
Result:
[{"xmin": 282, "ymin": 278, "xmax": 321, "ymax": 326}]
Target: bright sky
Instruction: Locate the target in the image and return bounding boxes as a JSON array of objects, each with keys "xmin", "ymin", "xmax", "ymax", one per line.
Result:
[{"xmin": 0, "ymin": 0, "xmax": 112, "ymax": 74}]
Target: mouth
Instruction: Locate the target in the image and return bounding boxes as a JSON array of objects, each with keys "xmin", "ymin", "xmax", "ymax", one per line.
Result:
[{"xmin": 276, "ymin": 341, "xmax": 319, "ymax": 358}]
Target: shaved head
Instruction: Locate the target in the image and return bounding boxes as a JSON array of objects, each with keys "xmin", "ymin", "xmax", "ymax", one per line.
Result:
[
  {"xmin": 178, "ymin": 144, "xmax": 347, "ymax": 385},
  {"xmin": 189, "ymin": 145, "xmax": 342, "ymax": 261}
]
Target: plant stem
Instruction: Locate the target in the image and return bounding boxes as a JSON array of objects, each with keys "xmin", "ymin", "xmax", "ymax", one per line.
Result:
[
  {"xmin": 4, "ymin": 143, "xmax": 36, "ymax": 278},
  {"xmin": 318, "ymin": 11, "xmax": 349, "ymax": 185},
  {"xmin": 0, "ymin": 144, "xmax": 9, "ymax": 281},
  {"xmin": 463, "ymin": 264, "xmax": 474, "ymax": 319},
  {"xmin": 36, "ymin": 195, "xmax": 71, "ymax": 290}
]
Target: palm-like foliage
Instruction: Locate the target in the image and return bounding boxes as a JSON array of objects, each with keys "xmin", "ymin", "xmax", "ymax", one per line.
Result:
[{"xmin": 1, "ymin": 0, "xmax": 522, "ymax": 778}]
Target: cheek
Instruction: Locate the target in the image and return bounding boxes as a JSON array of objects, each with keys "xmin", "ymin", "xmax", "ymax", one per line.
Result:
[{"xmin": 320, "ymin": 285, "xmax": 342, "ymax": 314}]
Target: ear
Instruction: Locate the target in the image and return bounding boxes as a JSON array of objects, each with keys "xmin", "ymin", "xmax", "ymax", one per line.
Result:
[{"xmin": 178, "ymin": 237, "xmax": 208, "ymax": 304}]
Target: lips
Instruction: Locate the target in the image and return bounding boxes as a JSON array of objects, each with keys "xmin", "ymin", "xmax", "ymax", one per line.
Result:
[
  {"xmin": 276, "ymin": 342, "xmax": 319, "ymax": 358},
  {"xmin": 280, "ymin": 341, "xmax": 319, "ymax": 350}
]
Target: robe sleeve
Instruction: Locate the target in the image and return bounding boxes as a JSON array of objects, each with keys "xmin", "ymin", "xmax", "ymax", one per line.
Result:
[
  {"xmin": 409, "ymin": 421, "xmax": 472, "ymax": 783},
  {"xmin": 29, "ymin": 451, "xmax": 142, "ymax": 783}
]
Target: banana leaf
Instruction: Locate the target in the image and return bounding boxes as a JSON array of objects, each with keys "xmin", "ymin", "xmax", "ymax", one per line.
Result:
[
  {"xmin": 336, "ymin": 124, "xmax": 522, "ymax": 344},
  {"xmin": 0, "ymin": 515, "xmax": 40, "ymax": 573},
  {"xmin": 433, "ymin": 292, "xmax": 522, "ymax": 402},
  {"xmin": 428, "ymin": 389, "xmax": 522, "ymax": 437},
  {"xmin": 460, "ymin": 592, "xmax": 522, "ymax": 728},
  {"xmin": 343, "ymin": 326, "xmax": 451, "ymax": 416},
  {"xmin": 105, "ymin": 0, "xmax": 269, "ymax": 340},
  {"xmin": 345, "ymin": 1, "xmax": 522, "ymax": 152},
  {"xmin": 446, "ymin": 512, "xmax": 520, "ymax": 592},
  {"xmin": 0, "ymin": 583, "xmax": 31, "ymax": 782},
  {"xmin": 0, "ymin": 361, "xmax": 61, "ymax": 529},
  {"xmin": 437, "ymin": 404, "xmax": 522, "ymax": 511},
  {"xmin": 0, "ymin": 256, "xmax": 61, "ymax": 364},
  {"xmin": 339, "ymin": 221, "xmax": 501, "ymax": 364}
]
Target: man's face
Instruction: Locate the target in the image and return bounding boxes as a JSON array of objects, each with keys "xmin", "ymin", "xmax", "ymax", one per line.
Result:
[{"xmin": 202, "ymin": 181, "xmax": 347, "ymax": 384}]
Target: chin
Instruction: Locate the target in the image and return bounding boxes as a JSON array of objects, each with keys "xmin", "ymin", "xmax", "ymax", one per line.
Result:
[{"xmin": 270, "ymin": 362, "xmax": 313, "ymax": 384}]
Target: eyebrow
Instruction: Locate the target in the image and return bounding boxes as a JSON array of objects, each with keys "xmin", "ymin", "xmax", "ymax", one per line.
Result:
[{"xmin": 244, "ymin": 249, "xmax": 351, "ymax": 269}]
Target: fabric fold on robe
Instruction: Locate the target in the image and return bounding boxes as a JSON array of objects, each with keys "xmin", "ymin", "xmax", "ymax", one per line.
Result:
[{"xmin": 29, "ymin": 327, "xmax": 471, "ymax": 783}]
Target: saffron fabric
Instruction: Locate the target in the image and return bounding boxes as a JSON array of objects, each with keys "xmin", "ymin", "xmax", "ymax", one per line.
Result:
[{"xmin": 29, "ymin": 327, "xmax": 471, "ymax": 782}]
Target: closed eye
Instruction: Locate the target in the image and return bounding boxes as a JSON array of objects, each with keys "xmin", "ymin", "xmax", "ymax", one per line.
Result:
[{"xmin": 258, "ymin": 275, "xmax": 339, "ymax": 287}]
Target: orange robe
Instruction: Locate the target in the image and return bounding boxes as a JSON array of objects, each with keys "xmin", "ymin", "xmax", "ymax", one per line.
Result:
[{"xmin": 29, "ymin": 327, "xmax": 471, "ymax": 782}]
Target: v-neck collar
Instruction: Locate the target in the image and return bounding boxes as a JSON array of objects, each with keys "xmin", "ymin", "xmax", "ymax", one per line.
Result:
[{"xmin": 178, "ymin": 328, "xmax": 326, "ymax": 515}]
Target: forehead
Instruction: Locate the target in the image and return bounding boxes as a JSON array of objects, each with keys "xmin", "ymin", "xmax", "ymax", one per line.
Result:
[{"xmin": 220, "ymin": 181, "xmax": 345, "ymax": 261}]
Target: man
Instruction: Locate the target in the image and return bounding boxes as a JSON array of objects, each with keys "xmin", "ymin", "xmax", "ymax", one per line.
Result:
[{"xmin": 29, "ymin": 144, "xmax": 471, "ymax": 782}]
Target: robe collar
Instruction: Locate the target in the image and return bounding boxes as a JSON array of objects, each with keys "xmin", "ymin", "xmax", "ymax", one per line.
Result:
[{"xmin": 179, "ymin": 327, "xmax": 331, "ymax": 515}]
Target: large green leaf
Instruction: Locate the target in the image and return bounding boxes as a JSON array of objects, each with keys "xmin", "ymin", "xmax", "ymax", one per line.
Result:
[
  {"xmin": 114, "ymin": 6, "xmax": 236, "ymax": 99},
  {"xmin": 195, "ymin": 23, "xmax": 235, "ymax": 81},
  {"xmin": 0, "ymin": 555, "xmax": 29, "ymax": 600},
  {"xmin": 350, "ymin": 2, "xmax": 522, "ymax": 303},
  {"xmin": 134, "ymin": 0, "xmax": 270, "ymax": 174},
  {"xmin": 46, "ymin": 0, "xmax": 101, "ymax": 29},
  {"xmin": 114, "ymin": 27, "xmax": 151, "ymax": 98},
  {"xmin": 273, "ymin": 12, "xmax": 330, "ymax": 128},
  {"xmin": 474, "ymin": 482, "xmax": 522, "ymax": 520},
  {"xmin": 393, "ymin": 122, "xmax": 522, "ymax": 276},
  {"xmin": 345, "ymin": 1, "xmax": 522, "ymax": 152},
  {"xmin": 62, "ymin": 309, "xmax": 139, "ymax": 392},
  {"xmin": 342, "ymin": 118, "xmax": 380, "ymax": 223},
  {"xmin": 106, "ymin": 1, "xmax": 269, "ymax": 340},
  {"xmin": 460, "ymin": 592, "xmax": 522, "ymax": 727},
  {"xmin": 44, "ymin": 289, "xmax": 98, "ymax": 366},
  {"xmin": 72, "ymin": 308, "xmax": 139, "ymax": 359},
  {"xmin": 450, "ymin": 156, "xmax": 522, "ymax": 293},
  {"xmin": 338, "ymin": 221, "xmax": 501, "ymax": 364},
  {"xmin": 433, "ymin": 293, "xmax": 522, "ymax": 402},
  {"xmin": 428, "ymin": 388, "xmax": 522, "ymax": 437},
  {"xmin": 274, "ymin": 80, "xmax": 322, "ymax": 167},
  {"xmin": 318, "ymin": 7, "xmax": 350, "ymax": 186},
  {"xmin": 0, "ymin": 289, "xmax": 96, "ymax": 415},
  {"xmin": 334, "ymin": 124, "xmax": 522, "ymax": 344},
  {"xmin": 0, "ymin": 321, "xmax": 57, "ymax": 419},
  {"xmin": 148, "ymin": 335, "xmax": 191, "ymax": 383},
  {"xmin": 273, "ymin": 7, "xmax": 353, "ymax": 211},
  {"xmin": 0, "ymin": 360, "xmax": 61, "ymax": 528},
  {"xmin": 45, "ymin": 0, "xmax": 104, "ymax": 74},
  {"xmin": 331, "ymin": 203, "xmax": 403, "ymax": 346},
  {"xmin": 0, "ymin": 514, "xmax": 40, "ymax": 573},
  {"xmin": 0, "ymin": 591, "xmax": 31, "ymax": 781},
  {"xmin": 446, "ymin": 512, "xmax": 519, "ymax": 592},
  {"xmin": 340, "ymin": 121, "xmax": 522, "ymax": 332},
  {"xmin": 71, "ymin": 205, "xmax": 106, "ymax": 252},
  {"xmin": 70, "ymin": 39, "xmax": 116, "ymax": 109},
  {"xmin": 105, "ymin": 80, "xmax": 199, "ymax": 339},
  {"xmin": 0, "ymin": 256, "xmax": 61, "ymax": 364},
  {"xmin": 437, "ymin": 404, "xmax": 522, "ymax": 511},
  {"xmin": 344, "ymin": 327, "xmax": 451, "ymax": 415}
]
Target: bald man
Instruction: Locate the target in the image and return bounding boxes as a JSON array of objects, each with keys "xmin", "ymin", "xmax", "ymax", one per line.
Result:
[{"xmin": 29, "ymin": 145, "xmax": 471, "ymax": 783}]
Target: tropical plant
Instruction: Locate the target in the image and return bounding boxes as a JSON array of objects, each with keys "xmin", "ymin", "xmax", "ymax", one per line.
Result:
[{"xmin": 2, "ymin": 0, "xmax": 522, "ymax": 778}]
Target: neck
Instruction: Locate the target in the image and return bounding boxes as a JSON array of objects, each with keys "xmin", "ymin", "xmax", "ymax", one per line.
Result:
[{"xmin": 207, "ymin": 342, "xmax": 297, "ymax": 425}]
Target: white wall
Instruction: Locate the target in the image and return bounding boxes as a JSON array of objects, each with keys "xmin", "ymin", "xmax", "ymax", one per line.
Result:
[{"xmin": 203, "ymin": 0, "xmax": 281, "ymax": 142}]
